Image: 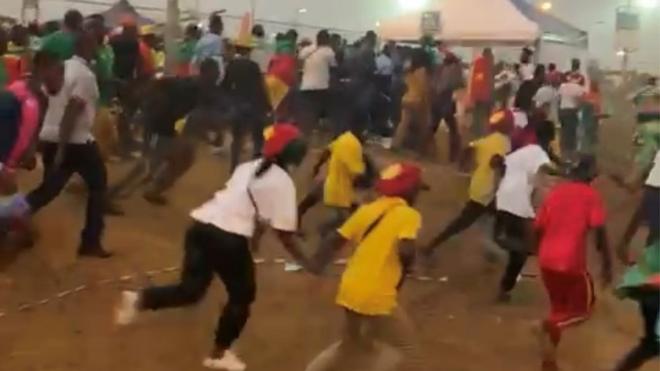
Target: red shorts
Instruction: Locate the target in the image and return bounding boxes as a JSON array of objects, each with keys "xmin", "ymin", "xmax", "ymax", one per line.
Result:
[{"xmin": 541, "ymin": 269, "xmax": 595, "ymax": 329}]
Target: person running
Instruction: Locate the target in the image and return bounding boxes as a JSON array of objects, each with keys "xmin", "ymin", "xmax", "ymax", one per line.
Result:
[
  {"xmin": 222, "ymin": 39, "xmax": 270, "ymax": 172},
  {"xmin": 0, "ymin": 50, "xmax": 64, "ymax": 244},
  {"xmin": 106, "ymin": 58, "xmax": 222, "ymax": 206},
  {"xmin": 493, "ymin": 120, "xmax": 556, "ymax": 301},
  {"xmin": 26, "ymin": 32, "xmax": 112, "ymax": 258},
  {"xmin": 608, "ymin": 149, "xmax": 660, "ymax": 371},
  {"xmin": 309, "ymin": 162, "xmax": 427, "ymax": 371},
  {"xmin": 298, "ymin": 30, "xmax": 337, "ymax": 135},
  {"xmin": 193, "ymin": 11, "xmax": 225, "ymax": 76},
  {"xmin": 557, "ymin": 74, "xmax": 586, "ymax": 159},
  {"xmin": 115, "ymin": 123, "xmax": 311, "ymax": 371},
  {"xmin": 424, "ymin": 109, "xmax": 512, "ymax": 256},
  {"xmin": 534, "ymin": 155, "xmax": 613, "ymax": 371}
]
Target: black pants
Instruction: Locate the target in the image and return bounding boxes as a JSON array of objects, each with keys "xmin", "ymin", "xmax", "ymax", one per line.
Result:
[
  {"xmin": 430, "ymin": 201, "xmax": 491, "ymax": 249},
  {"xmin": 494, "ymin": 210, "xmax": 532, "ymax": 293},
  {"xmin": 642, "ymin": 186, "xmax": 659, "ymax": 245},
  {"xmin": 141, "ymin": 222, "xmax": 256, "ymax": 348},
  {"xmin": 615, "ymin": 290, "xmax": 660, "ymax": 370},
  {"xmin": 559, "ymin": 108, "xmax": 579, "ymax": 157},
  {"xmin": 297, "ymin": 89, "xmax": 333, "ymax": 135},
  {"xmin": 230, "ymin": 102, "xmax": 265, "ymax": 172},
  {"xmin": 27, "ymin": 142, "xmax": 107, "ymax": 248}
]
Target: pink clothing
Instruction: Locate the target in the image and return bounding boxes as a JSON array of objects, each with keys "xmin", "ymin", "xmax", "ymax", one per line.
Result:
[{"xmin": 5, "ymin": 80, "xmax": 40, "ymax": 168}]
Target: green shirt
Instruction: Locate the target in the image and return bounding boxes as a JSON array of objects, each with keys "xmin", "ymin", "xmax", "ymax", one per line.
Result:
[
  {"xmin": 634, "ymin": 121, "xmax": 660, "ymax": 171},
  {"xmin": 40, "ymin": 31, "xmax": 76, "ymax": 61},
  {"xmin": 0, "ymin": 59, "xmax": 7, "ymax": 87},
  {"xmin": 94, "ymin": 45, "xmax": 115, "ymax": 105},
  {"xmin": 177, "ymin": 40, "xmax": 197, "ymax": 63}
]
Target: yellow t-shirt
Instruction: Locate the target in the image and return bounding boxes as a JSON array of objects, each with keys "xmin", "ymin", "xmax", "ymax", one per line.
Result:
[
  {"xmin": 336, "ymin": 197, "xmax": 422, "ymax": 316},
  {"xmin": 468, "ymin": 132, "xmax": 511, "ymax": 205},
  {"xmin": 323, "ymin": 132, "xmax": 365, "ymax": 208},
  {"xmin": 402, "ymin": 68, "xmax": 429, "ymax": 106}
]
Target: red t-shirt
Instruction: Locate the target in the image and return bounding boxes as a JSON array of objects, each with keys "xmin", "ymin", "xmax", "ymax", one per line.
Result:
[{"xmin": 536, "ymin": 182, "xmax": 606, "ymax": 273}]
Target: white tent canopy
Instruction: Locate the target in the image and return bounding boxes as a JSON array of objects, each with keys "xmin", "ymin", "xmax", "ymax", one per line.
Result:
[{"xmin": 378, "ymin": 0, "xmax": 540, "ymax": 46}]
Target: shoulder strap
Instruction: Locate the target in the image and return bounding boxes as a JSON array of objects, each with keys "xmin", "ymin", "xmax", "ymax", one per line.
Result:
[{"xmin": 359, "ymin": 205, "xmax": 400, "ymax": 243}]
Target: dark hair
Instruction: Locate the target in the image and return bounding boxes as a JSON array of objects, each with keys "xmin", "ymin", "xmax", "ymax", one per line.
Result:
[
  {"xmin": 87, "ymin": 13, "xmax": 105, "ymax": 23},
  {"xmin": 252, "ymin": 24, "xmax": 265, "ymax": 38},
  {"xmin": 548, "ymin": 63, "xmax": 557, "ymax": 71},
  {"xmin": 365, "ymin": 30, "xmax": 377, "ymax": 42},
  {"xmin": 64, "ymin": 9, "xmax": 84, "ymax": 30},
  {"xmin": 317, "ymin": 29, "xmax": 330, "ymax": 45},
  {"xmin": 533, "ymin": 64, "xmax": 546, "ymax": 80},
  {"xmin": 254, "ymin": 139, "xmax": 307, "ymax": 178},
  {"xmin": 209, "ymin": 12, "xmax": 224, "ymax": 32},
  {"xmin": 286, "ymin": 29, "xmax": 298, "ymax": 41},
  {"xmin": 570, "ymin": 154, "xmax": 598, "ymax": 182}
]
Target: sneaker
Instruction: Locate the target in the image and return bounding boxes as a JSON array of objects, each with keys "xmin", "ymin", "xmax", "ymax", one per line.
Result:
[
  {"xmin": 203, "ymin": 351, "xmax": 246, "ymax": 371},
  {"xmin": 115, "ymin": 291, "xmax": 140, "ymax": 326}
]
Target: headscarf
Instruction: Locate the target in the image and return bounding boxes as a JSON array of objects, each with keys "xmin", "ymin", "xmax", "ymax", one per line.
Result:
[
  {"xmin": 262, "ymin": 123, "xmax": 302, "ymax": 159},
  {"xmin": 375, "ymin": 163, "xmax": 424, "ymax": 198}
]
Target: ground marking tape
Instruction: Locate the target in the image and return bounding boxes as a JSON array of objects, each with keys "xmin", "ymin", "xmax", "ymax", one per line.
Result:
[{"xmin": 0, "ymin": 257, "xmax": 532, "ymax": 320}]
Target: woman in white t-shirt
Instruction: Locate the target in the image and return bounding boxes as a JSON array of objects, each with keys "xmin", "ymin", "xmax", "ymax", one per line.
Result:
[
  {"xmin": 494, "ymin": 120, "xmax": 556, "ymax": 302},
  {"xmin": 115, "ymin": 124, "xmax": 310, "ymax": 371}
]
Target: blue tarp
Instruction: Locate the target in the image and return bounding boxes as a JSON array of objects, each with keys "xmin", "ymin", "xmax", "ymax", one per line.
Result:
[{"xmin": 510, "ymin": 0, "xmax": 588, "ymax": 48}]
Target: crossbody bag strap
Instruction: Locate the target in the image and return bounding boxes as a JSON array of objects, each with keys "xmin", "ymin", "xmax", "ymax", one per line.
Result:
[{"xmin": 359, "ymin": 205, "xmax": 400, "ymax": 243}]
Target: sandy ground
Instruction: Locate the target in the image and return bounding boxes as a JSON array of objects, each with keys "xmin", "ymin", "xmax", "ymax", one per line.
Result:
[{"xmin": 0, "ymin": 117, "xmax": 657, "ymax": 371}]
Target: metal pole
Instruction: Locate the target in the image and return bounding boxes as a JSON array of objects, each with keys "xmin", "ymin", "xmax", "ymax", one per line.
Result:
[{"xmin": 164, "ymin": 0, "xmax": 180, "ymax": 75}]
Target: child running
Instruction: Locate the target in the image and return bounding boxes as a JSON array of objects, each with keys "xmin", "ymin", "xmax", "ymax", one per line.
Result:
[
  {"xmin": 424, "ymin": 109, "xmax": 512, "ymax": 255},
  {"xmin": 534, "ymin": 155, "xmax": 613, "ymax": 371},
  {"xmin": 310, "ymin": 162, "xmax": 427, "ymax": 371},
  {"xmin": 115, "ymin": 124, "xmax": 311, "ymax": 371}
]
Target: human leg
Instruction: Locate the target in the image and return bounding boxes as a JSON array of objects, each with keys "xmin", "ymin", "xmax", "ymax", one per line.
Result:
[
  {"xmin": 614, "ymin": 290, "xmax": 660, "ymax": 371},
  {"xmin": 140, "ymin": 223, "xmax": 216, "ymax": 310},
  {"xmin": 426, "ymin": 201, "xmax": 488, "ymax": 253},
  {"xmin": 25, "ymin": 143, "xmax": 75, "ymax": 214},
  {"xmin": 369, "ymin": 307, "xmax": 426, "ymax": 371},
  {"xmin": 75, "ymin": 143, "xmax": 109, "ymax": 253}
]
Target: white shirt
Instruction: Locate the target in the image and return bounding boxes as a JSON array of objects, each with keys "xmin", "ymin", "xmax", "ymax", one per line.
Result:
[
  {"xmin": 496, "ymin": 144, "xmax": 551, "ymax": 218},
  {"xmin": 40, "ymin": 56, "xmax": 99, "ymax": 144},
  {"xmin": 519, "ymin": 63, "xmax": 535, "ymax": 81},
  {"xmin": 190, "ymin": 160, "xmax": 298, "ymax": 237},
  {"xmin": 375, "ymin": 54, "xmax": 393, "ymax": 76},
  {"xmin": 299, "ymin": 45, "xmax": 336, "ymax": 91},
  {"xmin": 534, "ymin": 85, "xmax": 558, "ymax": 108},
  {"xmin": 558, "ymin": 82, "xmax": 585, "ymax": 110},
  {"xmin": 645, "ymin": 151, "xmax": 660, "ymax": 187}
]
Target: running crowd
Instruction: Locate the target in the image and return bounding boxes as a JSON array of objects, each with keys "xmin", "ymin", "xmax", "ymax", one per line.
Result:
[{"xmin": 0, "ymin": 8, "xmax": 658, "ymax": 371}]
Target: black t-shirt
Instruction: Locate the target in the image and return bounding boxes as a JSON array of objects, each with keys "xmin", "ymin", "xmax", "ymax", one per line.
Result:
[
  {"xmin": 514, "ymin": 80, "xmax": 542, "ymax": 112},
  {"xmin": 0, "ymin": 91, "xmax": 21, "ymax": 163},
  {"xmin": 222, "ymin": 57, "xmax": 270, "ymax": 113},
  {"xmin": 110, "ymin": 35, "xmax": 140, "ymax": 80},
  {"xmin": 142, "ymin": 78, "xmax": 201, "ymax": 137}
]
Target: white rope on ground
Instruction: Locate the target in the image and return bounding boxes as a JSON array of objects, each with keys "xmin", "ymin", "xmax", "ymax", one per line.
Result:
[{"xmin": 0, "ymin": 258, "xmax": 537, "ymax": 320}]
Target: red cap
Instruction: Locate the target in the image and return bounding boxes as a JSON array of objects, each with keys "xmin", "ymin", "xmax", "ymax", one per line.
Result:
[
  {"xmin": 262, "ymin": 123, "xmax": 301, "ymax": 159},
  {"xmin": 375, "ymin": 163, "xmax": 425, "ymax": 197}
]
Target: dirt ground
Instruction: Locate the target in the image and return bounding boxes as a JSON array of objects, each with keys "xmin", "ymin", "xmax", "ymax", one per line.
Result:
[{"xmin": 0, "ymin": 117, "xmax": 657, "ymax": 371}]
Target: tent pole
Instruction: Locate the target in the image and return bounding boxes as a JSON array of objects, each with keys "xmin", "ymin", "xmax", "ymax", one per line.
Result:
[{"xmin": 164, "ymin": 0, "xmax": 180, "ymax": 76}]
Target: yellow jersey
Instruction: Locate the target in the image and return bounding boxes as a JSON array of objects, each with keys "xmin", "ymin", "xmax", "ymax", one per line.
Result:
[{"xmin": 323, "ymin": 132, "xmax": 365, "ymax": 208}]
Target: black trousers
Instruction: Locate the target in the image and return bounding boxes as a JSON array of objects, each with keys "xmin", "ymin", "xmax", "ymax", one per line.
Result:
[
  {"xmin": 431, "ymin": 201, "xmax": 491, "ymax": 248},
  {"xmin": 230, "ymin": 102, "xmax": 265, "ymax": 172},
  {"xmin": 141, "ymin": 222, "xmax": 256, "ymax": 348},
  {"xmin": 494, "ymin": 210, "xmax": 532, "ymax": 293},
  {"xmin": 615, "ymin": 290, "xmax": 660, "ymax": 370},
  {"xmin": 297, "ymin": 89, "xmax": 333, "ymax": 135},
  {"xmin": 27, "ymin": 141, "xmax": 107, "ymax": 248}
]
